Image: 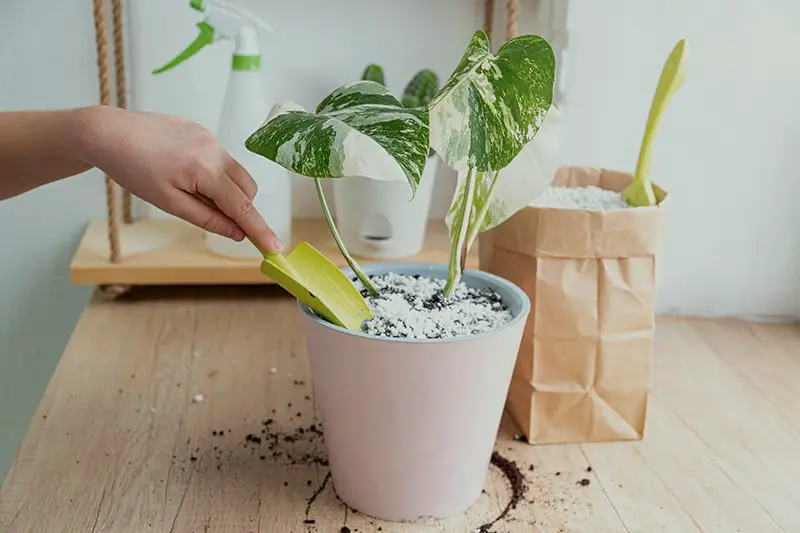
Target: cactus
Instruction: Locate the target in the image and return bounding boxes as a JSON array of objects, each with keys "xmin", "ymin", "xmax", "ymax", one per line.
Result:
[
  {"xmin": 359, "ymin": 64, "xmax": 439, "ymax": 156},
  {"xmin": 361, "ymin": 64, "xmax": 385, "ymax": 86},
  {"xmin": 401, "ymin": 69, "xmax": 439, "ymax": 109}
]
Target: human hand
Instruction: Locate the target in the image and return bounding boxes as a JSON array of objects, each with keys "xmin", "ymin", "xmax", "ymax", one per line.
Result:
[{"xmin": 77, "ymin": 105, "xmax": 283, "ymax": 253}]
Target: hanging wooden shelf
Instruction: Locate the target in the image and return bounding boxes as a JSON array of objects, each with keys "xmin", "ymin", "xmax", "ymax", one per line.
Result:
[{"xmin": 69, "ymin": 218, "xmax": 479, "ymax": 286}]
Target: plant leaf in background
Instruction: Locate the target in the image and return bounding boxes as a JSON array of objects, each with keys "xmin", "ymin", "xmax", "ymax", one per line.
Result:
[
  {"xmin": 429, "ymin": 29, "xmax": 555, "ymax": 173},
  {"xmin": 445, "ymin": 104, "xmax": 564, "ymax": 254},
  {"xmin": 245, "ymin": 80, "xmax": 430, "ymax": 194}
]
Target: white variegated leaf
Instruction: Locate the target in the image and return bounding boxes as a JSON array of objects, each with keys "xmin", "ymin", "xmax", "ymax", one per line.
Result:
[
  {"xmin": 245, "ymin": 81, "xmax": 430, "ymax": 193},
  {"xmin": 445, "ymin": 105, "xmax": 563, "ymax": 253},
  {"xmin": 430, "ymin": 30, "xmax": 555, "ymax": 173}
]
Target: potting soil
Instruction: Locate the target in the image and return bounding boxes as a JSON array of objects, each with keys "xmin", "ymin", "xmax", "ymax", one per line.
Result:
[
  {"xmin": 529, "ymin": 185, "xmax": 632, "ymax": 210},
  {"xmin": 476, "ymin": 452, "xmax": 528, "ymax": 533},
  {"xmin": 358, "ymin": 273, "xmax": 513, "ymax": 339}
]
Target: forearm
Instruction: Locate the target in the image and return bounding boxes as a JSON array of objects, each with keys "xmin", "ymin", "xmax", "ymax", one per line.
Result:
[{"xmin": 0, "ymin": 106, "xmax": 102, "ymax": 200}]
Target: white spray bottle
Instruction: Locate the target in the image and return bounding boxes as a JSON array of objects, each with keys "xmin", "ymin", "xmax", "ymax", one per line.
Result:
[{"xmin": 153, "ymin": 0, "xmax": 292, "ymax": 259}]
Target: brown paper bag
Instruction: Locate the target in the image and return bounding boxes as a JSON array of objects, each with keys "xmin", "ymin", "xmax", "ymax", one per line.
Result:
[{"xmin": 479, "ymin": 166, "xmax": 668, "ymax": 444}]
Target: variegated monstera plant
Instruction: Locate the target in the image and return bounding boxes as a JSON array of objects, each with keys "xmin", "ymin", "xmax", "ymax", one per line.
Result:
[{"xmin": 245, "ymin": 29, "xmax": 562, "ymax": 298}]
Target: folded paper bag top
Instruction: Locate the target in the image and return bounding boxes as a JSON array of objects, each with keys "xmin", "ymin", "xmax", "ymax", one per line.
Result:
[
  {"xmin": 478, "ymin": 165, "xmax": 669, "ymax": 445},
  {"xmin": 486, "ymin": 166, "xmax": 669, "ymax": 260}
]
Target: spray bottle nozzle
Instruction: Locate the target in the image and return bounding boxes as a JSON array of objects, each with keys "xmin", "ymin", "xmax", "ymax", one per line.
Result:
[
  {"xmin": 152, "ymin": 0, "xmax": 272, "ymax": 76},
  {"xmin": 152, "ymin": 21, "xmax": 215, "ymax": 75}
]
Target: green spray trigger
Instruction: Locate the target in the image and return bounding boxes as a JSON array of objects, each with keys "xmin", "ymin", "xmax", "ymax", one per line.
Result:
[{"xmin": 152, "ymin": 21, "xmax": 215, "ymax": 75}]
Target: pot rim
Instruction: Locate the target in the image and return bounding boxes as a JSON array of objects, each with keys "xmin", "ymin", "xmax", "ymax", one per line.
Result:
[{"xmin": 297, "ymin": 262, "xmax": 531, "ymax": 344}]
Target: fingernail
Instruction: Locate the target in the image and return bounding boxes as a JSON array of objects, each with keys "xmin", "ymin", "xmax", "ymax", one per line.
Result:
[{"xmin": 270, "ymin": 236, "xmax": 284, "ymax": 252}]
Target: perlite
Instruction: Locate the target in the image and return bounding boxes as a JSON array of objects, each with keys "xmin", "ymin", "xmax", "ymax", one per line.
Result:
[
  {"xmin": 358, "ymin": 273, "xmax": 513, "ymax": 340},
  {"xmin": 529, "ymin": 185, "xmax": 632, "ymax": 211}
]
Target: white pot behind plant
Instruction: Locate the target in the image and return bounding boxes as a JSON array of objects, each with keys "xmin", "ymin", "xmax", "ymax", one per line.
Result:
[{"xmin": 332, "ymin": 154, "xmax": 439, "ymax": 259}]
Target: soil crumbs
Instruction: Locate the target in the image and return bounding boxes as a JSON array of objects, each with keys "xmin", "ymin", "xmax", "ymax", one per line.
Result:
[
  {"xmin": 170, "ymin": 379, "xmax": 595, "ymax": 532},
  {"xmin": 358, "ymin": 273, "xmax": 513, "ymax": 340},
  {"xmin": 476, "ymin": 452, "xmax": 528, "ymax": 532}
]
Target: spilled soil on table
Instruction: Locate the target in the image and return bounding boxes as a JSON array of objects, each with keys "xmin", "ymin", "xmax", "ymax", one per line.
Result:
[
  {"xmin": 171, "ymin": 377, "xmax": 598, "ymax": 533},
  {"xmin": 476, "ymin": 452, "xmax": 528, "ymax": 533}
]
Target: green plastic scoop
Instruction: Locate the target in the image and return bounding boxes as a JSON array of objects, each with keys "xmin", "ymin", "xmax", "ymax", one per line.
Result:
[
  {"xmin": 258, "ymin": 242, "xmax": 372, "ymax": 331},
  {"xmin": 193, "ymin": 194, "xmax": 371, "ymax": 330},
  {"xmin": 622, "ymin": 38, "xmax": 689, "ymax": 207}
]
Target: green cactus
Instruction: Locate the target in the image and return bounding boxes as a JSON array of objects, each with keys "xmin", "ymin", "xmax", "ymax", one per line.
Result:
[
  {"xmin": 359, "ymin": 65, "xmax": 438, "ymax": 156},
  {"xmin": 361, "ymin": 64, "xmax": 385, "ymax": 86},
  {"xmin": 401, "ymin": 69, "xmax": 439, "ymax": 109}
]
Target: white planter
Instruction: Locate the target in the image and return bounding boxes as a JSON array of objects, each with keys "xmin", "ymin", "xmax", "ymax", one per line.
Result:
[
  {"xmin": 331, "ymin": 155, "xmax": 439, "ymax": 259},
  {"xmin": 299, "ymin": 262, "xmax": 530, "ymax": 521}
]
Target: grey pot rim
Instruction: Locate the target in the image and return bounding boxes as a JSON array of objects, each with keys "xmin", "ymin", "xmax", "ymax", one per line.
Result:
[{"xmin": 297, "ymin": 262, "xmax": 531, "ymax": 345}]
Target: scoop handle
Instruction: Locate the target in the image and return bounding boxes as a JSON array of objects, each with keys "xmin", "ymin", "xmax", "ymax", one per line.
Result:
[{"xmin": 634, "ymin": 39, "xmax": 688, "ymax": 189}]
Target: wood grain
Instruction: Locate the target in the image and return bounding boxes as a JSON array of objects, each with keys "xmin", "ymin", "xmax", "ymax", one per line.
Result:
[
  {"xmin": 69, "ymin": 218, "xmax": 480, "ymax": 286},
  {"xmin": 1, "ymin": 288, "xmax": 798, "ymax": 533}
]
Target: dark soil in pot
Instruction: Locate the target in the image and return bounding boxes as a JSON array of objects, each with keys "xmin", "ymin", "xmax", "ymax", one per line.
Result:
[{"xmin": 354, "ymin": 273, "xmax": 513, "ymax": 340}]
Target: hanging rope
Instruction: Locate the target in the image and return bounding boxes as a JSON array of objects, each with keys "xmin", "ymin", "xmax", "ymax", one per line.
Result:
[
  {"xmin": 111, "ymin": 0, "xmax": 134, "ymax": 224},
  {"xmin": 506, "ymin": 0, "xmax": 518, "ymax": 41},
  {"xmin": 483, "ymin": 0, "xmax": 494, "ymax": 44},
  {"xmin": 92, "ymin": 0, "xmax": 121, "ymax": 263}
]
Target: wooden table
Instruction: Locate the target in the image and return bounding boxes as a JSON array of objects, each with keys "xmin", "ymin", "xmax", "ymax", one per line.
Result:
[{"xmin": 1, "ymin": 287, "xmax": 799, "ymax": 533}]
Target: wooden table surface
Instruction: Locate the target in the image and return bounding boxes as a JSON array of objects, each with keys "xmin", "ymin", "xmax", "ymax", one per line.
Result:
[{"xmin": 1, "ymin": 286, "xmax": 799, "ymax": 533}]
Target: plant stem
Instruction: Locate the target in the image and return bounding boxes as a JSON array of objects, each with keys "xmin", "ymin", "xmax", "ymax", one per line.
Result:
[
  {"xmin": 444, "ymin": 166, "xmax": 476, "ymax": 299},
  {"xmin": 314, "ymin": 178, "xmax": 379, "ymax": 296},
  {"xmin": 464, "ymin": 170, "xmax": 500, "ymax": 253}
]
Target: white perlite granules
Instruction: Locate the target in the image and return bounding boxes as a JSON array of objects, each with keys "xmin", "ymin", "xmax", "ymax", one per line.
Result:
[
  {"xmin": 357, "ymin": 273, "xmax": 513, "ymax": 340},
  {"xmin": 529, "ymin": 186, "xmax": 632, "ymax": 210}
]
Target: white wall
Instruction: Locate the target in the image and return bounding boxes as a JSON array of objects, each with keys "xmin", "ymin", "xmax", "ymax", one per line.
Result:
[
  {"xmin": 562, "ymin": 0, "xmax": 800, "ymax": 320},
  {"xmin": 0, "ymin": 0, "xmax": 105, "ymax": 479}
]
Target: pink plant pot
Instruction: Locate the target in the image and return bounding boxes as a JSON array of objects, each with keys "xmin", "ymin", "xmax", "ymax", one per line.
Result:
[{"xmin": 299, "ymin": 262, "xmax": 530, "ymax": 522}]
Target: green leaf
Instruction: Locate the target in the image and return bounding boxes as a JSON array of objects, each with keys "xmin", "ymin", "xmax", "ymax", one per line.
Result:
[
  {"xmin": 429, "ymin": 29, "xmax": 556, "ymax": 173},
  {"xmin": 445, "ymin": 105, "xmax": 563, "ymax": 261},
  {"xmin": 245, "ymin": 81, "xmax": 430, "ymax": 193}
]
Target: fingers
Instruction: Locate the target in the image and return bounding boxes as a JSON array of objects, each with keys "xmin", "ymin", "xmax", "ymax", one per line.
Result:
[
  {"xmin": 167, "ymin": 191, "xmax": 245, "ymax": 242},
  {"xmin": 198, "ymin": 175, "xmax": 283, "ymax": 254},
  {"xmin": 225, "ymin": 155, "xmax": 258, "ymax": 199}
]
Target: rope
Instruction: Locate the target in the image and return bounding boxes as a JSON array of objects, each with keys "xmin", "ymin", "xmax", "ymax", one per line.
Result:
[
  {"xmin": 111, "ymin": 0, "xmax": 134, "ymax": 224},
  {"xmin": 92, "ymin": 0, "xmax": 121, "ymax": 263},
  {"xmin": 483, "ymin": 0, "xmax": 494, "ymax": 44},
  {"xmin": 506, "ymin": 0, "xmax": 518, "ymax": 40}
]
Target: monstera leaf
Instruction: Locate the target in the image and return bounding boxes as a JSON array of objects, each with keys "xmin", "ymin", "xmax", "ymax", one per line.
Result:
[
  {"xmin": 429, "ymin": 30, "xmax": 555, "ymax": 173},
  {"xmin": 445, "ymin": 104, "xmax": 563, "ymax": 253},
  {"xmin": 245, "ymin": 81, "xmax": 430, "ymax": 298},
  {"xmin": 429, "ymin": 29, "xmax": 557, "ymax": 296},
  {"xmin": 245, "ymin": 80, "xmax": 430, "ymax": 194}
]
